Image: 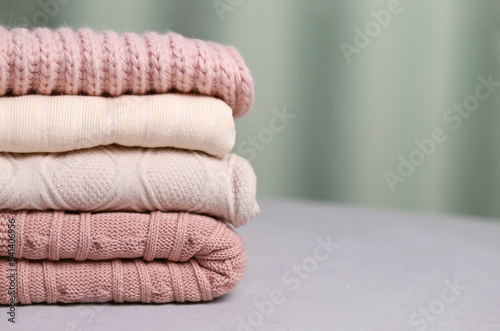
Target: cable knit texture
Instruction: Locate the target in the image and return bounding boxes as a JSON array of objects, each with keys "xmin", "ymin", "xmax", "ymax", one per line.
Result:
[
  {"xmin": 0, "ymin": 210, "xmax": 242, "ymax": 261},
  {"xmin": 0, "ymin": 210, "xmax": 245, "ymax": 303},
  {"xmin": 0, "ymin": 257, "xmax": 247, "ymax": 303},
  {"xmin": 0, "ymin": 27, "xmax": 253, "ymax": 118},
  {"xmin": 0, "ymin": 93, "xmax": 235, "ymax": 155},
  {"xmin": 0, "ymin": 145, "xmax": 259, "ymax": 227}
]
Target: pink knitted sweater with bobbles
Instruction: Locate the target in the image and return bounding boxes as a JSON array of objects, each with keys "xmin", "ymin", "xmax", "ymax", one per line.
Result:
[
  {"xmin": 0, "ymin": 27, "xmax": 254, "ymax": 118},
  {"xmin": 0, "ymin": 211, "xmax": 246, "ymax": 303}
]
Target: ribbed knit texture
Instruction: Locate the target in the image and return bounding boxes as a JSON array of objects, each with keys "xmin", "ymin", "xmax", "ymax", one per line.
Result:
[
  {"xmin": 0, "ymin": 27, "xmax": 253, "ymax": 118},
  {"xmin": 0, "ymin": 145, "xmax": 259, "ymax": 227},
  {"xmin": 0, "ymin": 93, "xmax": 235, "ymax": 155}
]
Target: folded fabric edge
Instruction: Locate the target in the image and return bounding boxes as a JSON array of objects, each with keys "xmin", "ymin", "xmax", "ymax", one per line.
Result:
[
  {"xmin": 230, "ymin": 154, "xmax": 261, "ymax": 227},
  {"xmin": 0, "ymin": 252, "xmax": 246, "ymax": 304}
]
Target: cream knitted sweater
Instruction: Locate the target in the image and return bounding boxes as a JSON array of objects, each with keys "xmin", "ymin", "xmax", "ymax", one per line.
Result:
[
  {"xmin": 0, "ymin": 145, "xmax": 259, "ymax": 227},
  {"xmin": 0, "ymin": 94, "xmax": 235, "ymax": 155}
]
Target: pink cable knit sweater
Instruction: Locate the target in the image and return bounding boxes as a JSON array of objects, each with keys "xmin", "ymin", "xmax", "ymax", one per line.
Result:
[
  {"xmin": 0, "ymin": 27, "xmax": 254, "ymax": 118},
  {"xmin": 0, "ymin": 211, "xmax": 245, "ymax": 303}
]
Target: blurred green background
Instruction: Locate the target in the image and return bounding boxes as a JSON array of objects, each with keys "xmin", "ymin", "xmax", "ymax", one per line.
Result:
[{"xmin": 1, "ymin": 0, "xmax": 500, "ymax": 219}]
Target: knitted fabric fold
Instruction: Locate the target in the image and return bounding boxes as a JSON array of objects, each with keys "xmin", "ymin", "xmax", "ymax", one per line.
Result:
[
  {"xmin": 0, "ymin": 210, "xmax": 246, "ymax": 303},
  {"xmin": 0, "ymin": 145, "xmax": 259, "ymax": 227},
  {"xmin": 0, "ymin": 210, "xmax": 243, "ymax": 261},
  {"xmin": 0, "ymin": 93, "xmax": 235, "ymax": 155},
  {"xmin": 0, "ymin": 27, "xmax": 253, "ymax": 118}
]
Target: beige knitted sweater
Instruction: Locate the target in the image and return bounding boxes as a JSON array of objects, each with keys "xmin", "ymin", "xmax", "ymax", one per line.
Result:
[
  {"xmin": 0, "ymin": 94, "xmax": 235, "ymax": 155},
  {"xmin": 0, "ymin": 145, "xmax": 259, "ymax": 227}
]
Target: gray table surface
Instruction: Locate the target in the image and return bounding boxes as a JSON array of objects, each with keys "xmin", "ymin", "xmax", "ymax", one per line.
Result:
[{"xmin": 2, "ymin": 199, "xmax": 500, "ymax": 331}]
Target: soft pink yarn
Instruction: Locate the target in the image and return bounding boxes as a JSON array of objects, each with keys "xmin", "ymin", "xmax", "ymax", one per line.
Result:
[
  {"xmin": 0, "ymin": 211, "xmax": 246, "ymax": 303},
  {"xmin": 0, "ymin": 210, "xmax": 243, "ymax": 261},
  {"xmin": 0, "ymin": 27, "xmax": 254, "ymax": 118}
]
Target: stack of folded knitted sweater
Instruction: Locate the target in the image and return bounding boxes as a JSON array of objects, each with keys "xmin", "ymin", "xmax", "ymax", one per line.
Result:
[{"xmin": 0, "ymin": 27, "xmax": 259, "ymax": 304}]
